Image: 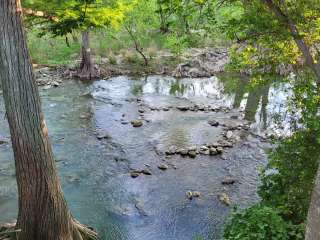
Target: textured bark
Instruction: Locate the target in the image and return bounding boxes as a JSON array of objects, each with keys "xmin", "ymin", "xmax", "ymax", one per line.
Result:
[
  {"xmin": 78, "ymin": 30, "xmax": 100, "ymax": 80},
  {"xmin": 0, "ymin": 1, "xmax": 98, "ymax": 240},
  {"xmin": 305, "ymin": 167, "xmax": 320, "ymax": 240}
]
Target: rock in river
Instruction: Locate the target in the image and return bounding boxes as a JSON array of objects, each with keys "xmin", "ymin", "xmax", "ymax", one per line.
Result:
[
  {"xmin": 130, "ymin": 171, "xmax": 140, "ymax": 178},
  {"xmin": 177, "ymin": 106, "xmax": 189, "ymax": 111},
  {"xmin": 209, "ymin": 147, "xmax": 218, "ymax": 156},
  {"xmin": 218, "ymin": 193, "xmax": 231, "ymax": 206},
  {"xmin": 158, "ymin": 164, "xmax": 168, "ymax": 170},
  {"xmin": 186, "ymin": 191, "xmax": 193, "ymax": 199},
  {"xmin": 222, "ymin": 177, "xmax": 237, "ymax": 185},
  {"xmin": 199, "ymin": 146, "xmax": 210, "ymax": 155},
  {"xmin": 226, "ymin": 131, "xmax": 233, "ymax": 139},
  {"xmin": 179, "ymin": 148, "xmax": 188, "ymax": 156},
  {"xmin": 188, "ymin": 151, "xmax": 197, "ymax": 158},
  {"xmin": 166, "ymin": 146, "xmax": 177, "ymax": 155},
  {"xmin": 131, "ymin": 120, "xmax": 143, "ymax": 127},
  {"xmin": 141, "ymin": 169, "xmax": 152, "ymax": 175},
  {"xmin": 97, "ymin": 132, "xmax": 111, "ymax": 140},
  {"xmin": 208, "ymin": 119, "xmax": 219, "ymax": 127},
  {"xmin": 186, "ymin": 191, "xmax": 201, "ymax": 200}
]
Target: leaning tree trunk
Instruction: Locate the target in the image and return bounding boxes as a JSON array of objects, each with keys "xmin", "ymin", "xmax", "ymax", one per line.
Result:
[
  {"xmin": 305, "ymin": 166, "xmax": 320, "ymax": 240},
  {"xmin": 78, "ymin": 30, "xmax": 100, "ymax": 80},
  {"xmin": 0, "ymin": 1, "xmax": 97, "ymax": 240}
]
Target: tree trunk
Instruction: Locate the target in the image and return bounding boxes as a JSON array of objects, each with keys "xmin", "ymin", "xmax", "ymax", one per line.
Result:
[
  {"xmin": 78, "ymin": 30, "xmax": 100, "ymax": 80},
  {"xmin": 0, "ymin": 1, "xmax": 97, "ymax": 239},
  {"xmin": 305, "ymin": 166, "xmax": 320, "ymax": 240}
]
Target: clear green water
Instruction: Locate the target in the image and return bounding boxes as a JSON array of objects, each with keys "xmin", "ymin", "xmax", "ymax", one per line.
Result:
[{"xmin": 0, "ymin": 75, "xmax": 290, "ymax": 239}]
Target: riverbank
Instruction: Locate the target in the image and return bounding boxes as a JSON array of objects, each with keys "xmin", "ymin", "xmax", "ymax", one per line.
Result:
[{"xmin": 33, "ymin": 48, "xmax": 229, "ymax": 87}]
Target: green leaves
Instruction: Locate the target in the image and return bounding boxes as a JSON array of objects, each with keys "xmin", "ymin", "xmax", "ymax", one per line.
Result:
[
  {"xmin": 23, "ymin": 0, "xmax": 136, "ymax": 36},
  {"xmin": 223, "ymin": 205, "xmax": 303, "ymax": 240}
]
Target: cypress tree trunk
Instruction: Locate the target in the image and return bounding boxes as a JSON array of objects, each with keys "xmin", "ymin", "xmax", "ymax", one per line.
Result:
[
  {"xmin": 78, "ymin": 30, "xmax": 100, "ymax": 80},
  {"xmin": 0, "ymin": 1, "xmax": 98, "ymax": 239}
]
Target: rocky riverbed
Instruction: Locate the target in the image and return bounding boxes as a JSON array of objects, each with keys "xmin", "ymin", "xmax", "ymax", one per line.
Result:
[{"xmin": 0, "ymin": 75, "xmax": 291, "ymax": 239}]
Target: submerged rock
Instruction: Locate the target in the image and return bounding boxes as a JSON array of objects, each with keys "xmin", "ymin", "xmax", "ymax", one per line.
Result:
[
  {"xmin": 97, "ymin": 132, "xmax": 111, "ymax": 140},
  {"xmin": 131, "ymin": 120, "xmax": 143, "ymax": 127}
]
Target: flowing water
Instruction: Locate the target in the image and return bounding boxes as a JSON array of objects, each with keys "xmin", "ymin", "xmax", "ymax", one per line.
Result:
[{"xmin": 0, "ymin": 74, "xmax": 290, "ymax": 239}]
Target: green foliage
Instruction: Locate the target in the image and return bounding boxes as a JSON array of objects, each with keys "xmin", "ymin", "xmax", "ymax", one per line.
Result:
[
  {"xmin": 258, "ymin": 75, "xmax": 320, "ymax": 224},
  {"xmin": 259, "ymin": 130, "xmax": 320, "ymax": 224},
  {"xmin": 27, "ymin": 29, "xmax": 80, "ymax": 65},
  {"xmin": 223, "ymin": 73, "xmax": 320, "ymax": 239},
  {"xmin": 223, "ymin": 205, "xmax": 304, "ymax": 240},
  {"xmin": 23, "ymin": 0, "xmax": 136, "ymax": 36},
  {"xmin": 163, "ymin": 34, "xmax": 188, "ymax": 55}
]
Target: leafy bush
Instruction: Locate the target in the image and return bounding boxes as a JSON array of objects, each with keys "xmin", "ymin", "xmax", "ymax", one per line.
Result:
[
  {"xmin": 163, "ymin": 34, "xmax": 188, "ymax": 56},
  {"xmin": 27, "ymin": 29, "xmax": 80, "ymax": 65},
  {"xmin": 223, "ymin": 205, "xmax": 304, "ymax": 240},
  {"xmin": 259, "ymin": 130, "xmax": 320, "ymax": 224},
  {"xmin": 223, "ymin": 75, "xmax": 320, "ymax": 240}
]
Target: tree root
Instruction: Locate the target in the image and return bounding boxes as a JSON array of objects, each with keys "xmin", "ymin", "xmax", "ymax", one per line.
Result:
[
  {"xmin": 0, "ymin": 219, "xmax": 99, "ymax": 240},
  {"xmin": 76, "ymin": 66, "xmax": 100, "ymax": 80},
  {"xmin": 72, "ymin": 219, "xmax": 99, "ymax": 240},
  {"xmin": 0, "ymin": 223, "xmax": 20, "ymax": 240}
]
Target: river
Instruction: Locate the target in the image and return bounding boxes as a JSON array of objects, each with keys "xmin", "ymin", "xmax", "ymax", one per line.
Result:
[{"xmin": 0, "ymin": 74, "xmax": 290, "ymax": 239}]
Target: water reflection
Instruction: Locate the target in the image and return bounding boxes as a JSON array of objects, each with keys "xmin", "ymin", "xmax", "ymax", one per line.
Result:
[{"xmin": 136, "ymin": 75, "xmax": 288, "ymax": 134}]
